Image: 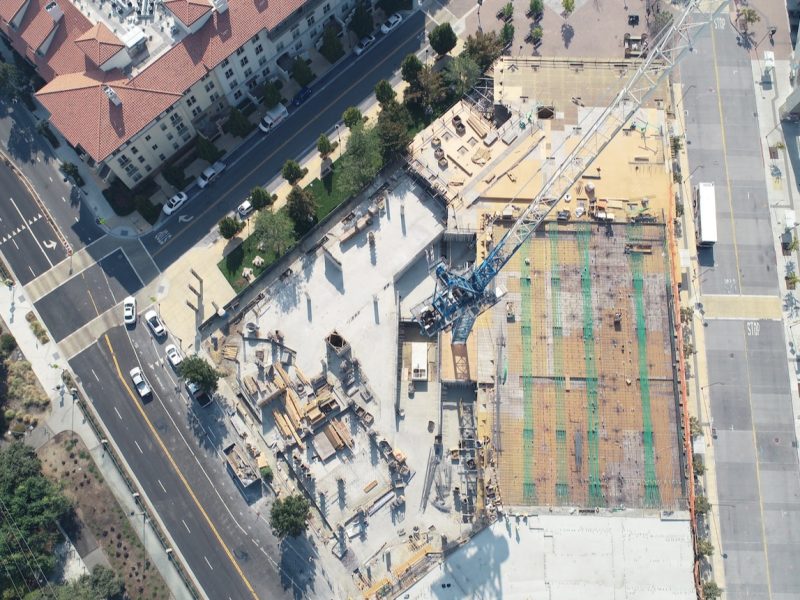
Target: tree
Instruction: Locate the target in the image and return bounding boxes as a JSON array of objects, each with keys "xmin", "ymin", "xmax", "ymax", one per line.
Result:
[
  {"xmin": 529, "ymin": 0, "xmax": 544, "ymax": 18},
  {"xmin": 254, "ymin": 209, "xmax": 297, "ymax": 257},
  {"xmin": 401, "ymin": 53, "xmax": 423, "ymax": 85},
  {"xmin": 291, "ymin": 57, "xmax": 314, "ymax": 87},
  {"xmin": 270, "ymin": 494, "xmax": 311, "ymax": 537},
  {"xmin": 250, "ymin": 186, "xmax": 274, "ymax": 211},
  {"xmin": 405, "ymin": 66, "xmax": 446, "ymax": 114},
  {"xmin": 196, "ymin": 135, "xmax": 223, "ymax": 162},
  {"xmin": 377, "ymin": 100, "xmax": 412, "ymax": 161},
  {"xmin": 374, "ymin": 79, "xmax": 396, "ymax": 106},
  {"xmin": 428, "ymin": 22, "xmax": 457, "ymax": 56},
  {"xmin": 225, "ymin": 108, "xmax": 252, "ymax": 137},
  {"xmin": 530, "ymin": 25, "xmax": 543, "ymax": 44},
  {"xmin": 317, "ymin": 133, "xmax": 334, "ymax": 158},
  {"xmin": 692, "ymin": 454, "xmax": 705, "ymax": 477},
  {"xmin": 696, "ymin": 538, "xmax": 714, "ymax": 558},
  {"xmin": 218, "ymin": 216, "xmax": 244, "ymax": 240},
  {"xmin": 739, "ymin": 7, "xmax": 760, "ymax": 31},
  {"xmin": 444, "ymin": 54, "xmax": 481, "ymax": 98},
  {"xmin": 695, "ymin": 495, "xmax": 711, "ymax": 515},
  {"xmin": 0, "ymin": 443, "xmax": 71, "ymax": 593},
  {"xmin": 500, "ymin": 22, "xmax": 515, "ymax": 46},
  {"xmin": 562, "ymin": 0, "xmax": 575, "ymax": 16},
  {"xmin": 377, "ymin": 0, "xmax": 409, "ymax": 13},
  {"xmin": 260, "ymin": 465, "xmax": 273, "ymax": 482},
  {"xmin": 651, "ymin": 10, "xmax": 673, "ymax": 36},
  {"xmin": 89, "ymin": 565, "xmax": 124, "ymax": 599},
  {"xmin": 343, "ymin": 106, "xmax": 363, "ymax": 129},
  {"xmin": 500, "ymin": 2, "xmax": 513, "ymax": 21},
  {"xmin": 349, "ymin": 1, "xmax": 374, "ymax": 39},
  {"xmin": 178, "ymin": 355, "xmax": 220, "ymax": 393},
  {"xmin": 702, "ymin": 581, "xmax": 722, "ymax": 600},
  {"xmin": 463, "ymin": 31, "xmax": 503, "ymax": 71},
  {"xmin": 338, "ymin": 124, "xmax": 383, "ymax": 197},
  {"xmin": 0, "ymin": 63, "xmax": 26, "ymax": 100},
  {"xmin": 287, "ymin": 185, "xmax": 318, "ymax": 234},
  {"xmin": 319, "ymin": 24, "xmax": 345, "ymax": 63},
  {"xmin": 282, "ymin": 159, "xmax": 307, "ymax": 185},
  {"xmin": 689, "ymin": 415, "xmax": 702, "ymax": 438},
  {"xmin": 261, "ymin": 80, "xmax": 282, "ymax": 109}
]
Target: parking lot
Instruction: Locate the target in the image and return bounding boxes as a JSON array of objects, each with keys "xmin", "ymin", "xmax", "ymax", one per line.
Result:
[{"xmin": 34, "ymin": 249, "xmax": 142, "ymax": 342}]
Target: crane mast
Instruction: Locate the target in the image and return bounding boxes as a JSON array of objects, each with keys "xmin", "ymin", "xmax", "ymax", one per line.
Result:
[{"xmin": 412, "ymin": 0, "xmax": 728, "ymax": 343}]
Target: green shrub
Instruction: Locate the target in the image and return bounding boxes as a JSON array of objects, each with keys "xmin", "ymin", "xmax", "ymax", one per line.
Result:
[
  {"xmin": 135, "ymin": 195, "xmax": 160, "ymax": 225},
  {"xmin": 291, "ymin": 58, "xmax": 314, "ymax": 87},
  {"xmin": 0, "ymin": 333, "xmax": 17, "ymax": 355},
  {"xmin": 260, "ymin": 465, "xmax": 273, "ymax": 481},
  {"xmin": 196, "ymin": 136, "xmax": 224, "ymax": 162},
  {"xmin": 162, "ymin": 164, "xmax": 191, "ymax": 189},
  {"xmin": 224, "ymin": 109, "xmax": 254, "ymax": 138},
  {"xmin": 319, "ymin": 25, "xmax": 344, "ymax": 63}
]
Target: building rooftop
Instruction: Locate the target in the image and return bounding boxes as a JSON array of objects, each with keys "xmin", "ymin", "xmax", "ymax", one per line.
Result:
[{"xmin": 0, "ymin": 0, "xmax": 309, "ymax": 162}]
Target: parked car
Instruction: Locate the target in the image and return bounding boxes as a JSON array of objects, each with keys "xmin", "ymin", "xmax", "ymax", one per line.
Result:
[
  {"xmin": 162, "ymin": 192, "xmax": 188, "ymax": 215},
  {"xmin": 380, "ymin": 13, "xmax": 402, "ymax": 34},
  {"xmin": 237, "ymin": 200, "xmax": 254, "ymax": 218},
  {"xmin": 291, "ymin": 86, "xmax": 313, "ymax": 107},
  {"xmin": 196, "ymin": 161, "xmax": 226, "ymax": 188},
  {"xmin": 122, "ymin": 296, "xmax": 136, "ymax": 326},
  {"xmin": 130, "ymin": 367, "xmax": 151, "ymax": 398},
  {"xmin": 165, "ymin": 344, "xmax": 183, "ymax": 369},
  {"xmin": 258, "ymin": 103, "xmax": 289, "ymax": 133},
  {"xmin": 354, "ymin": 34, "xmax": 376, "ymax": 56},
  {"xmin": 186, "ymin": 381, "xmax": 211, "ymax": 407},
  {"xmin": 144, "ymin": 309, "xmax": 166, "ymax": 338}
]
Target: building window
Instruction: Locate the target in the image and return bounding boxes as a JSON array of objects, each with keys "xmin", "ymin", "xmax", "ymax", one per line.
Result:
[
  {"xmin": 151, "ymin": 144, "xmax": 158, "ymax": 150},
  {"xmin": 229, "ymin": 79, "xmax": 238, "ymax": 88},
  {"xmin": 262, "ymin": 68, "xmax": 271, "ymax": 78},
  {"xmin": 160, "ymin": 123, "xmax": 167, "ymax": 131},
  {"xmin": 117, "ymin": 156, "xmax": 130, "ymax": 167},
  {"xmin": 192, "ymin": 106, "xmax": 202, "ymax": 117},
  {"xmin": 306, "ymin": 15, "xmax": 315, "ymax": 27},
  {"xmin": 181, "ymin": 132, "xmax": 191, "ymax": 142},
  {"xmin": 159, "ymin": 153, "xmax": 166, "ymax": 161},
  {"xmin": 254, "ymin": 44, "xmax": 263, "ymax": 55},
  {"xmin": 145, "ymin": 134, "xmax": 151, "ymax": 141},
  {"xmin": 233, "ymin": 90, "xmax": 243, "ymax": 100},
  {"xmin": 173, "ymin": 142, "xmax": 179, "ymax": 150},
  {"xmin": 258, "ymin": 55, "xmax": 267, "ymax": 67},
  {"xmin": 323, "ymin": 2, "xmax": 330, "ymax": 14},
  {"xmin": 167, "ymin": 132, "xmax": 174, "ymax": 140},
  {"xmin": 251, "ymin": 33, "xmax": 260, "ymax": 44},
  {"xmin": 276, "ymin": 41, "xmax": 284, "ymax": 52},
  {"xmin": 240, "ymin": 56, "xmax": 249, "ymax": 67},
  {"xmin": 145, "ymin": 165, "xmax": 152, "ymax": 173},
  {"xmin": 294, "ymin": 40, "xmax": 302, "ymax": 50},
  {"xmin": 221, "ymin": 58, "xmax": 229, "ymax": 67},
  {"xmin": 224, "ymin": 68, "xmax": 234, "ymax": 79},
  {"xmin": 205, "ymin": 81, "xmax": 215, "ymax": 92},
  {"xmin": 186, "ymin": 95, "xmax": 197, "ymax": 107},
  {"xmin": 244, "ymin": 67, "xmax": 253, "ymax": 78},
  {"xmin": 247, "ymin": 78, "xmax": 259, "ymax": 90},
  {"xmin": 131, "ymin": 147, "xmax": 139, "ymax": 155},
  {"xmin": 132, "ymin": 173, "xmax": 142, "ymax": 182},
  {"xmin": 137, "ymin": 155, "xmax": 145, "ymax": 164},
  {"xmin": 292, "ymin": 27, "xmax": 301, "ymax": 40},
  {"xmin": 236, "ymin": 47, "xmax": 245, "ymax": 56},
  {"xmin": 209, "ymin": 92, "xmax": 219, "ymax": 102}
]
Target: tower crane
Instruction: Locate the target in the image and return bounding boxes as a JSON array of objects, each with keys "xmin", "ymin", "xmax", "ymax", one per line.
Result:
[{"xmin": 412, "ymin": 0, "xmax": 729, "ymax": 343}]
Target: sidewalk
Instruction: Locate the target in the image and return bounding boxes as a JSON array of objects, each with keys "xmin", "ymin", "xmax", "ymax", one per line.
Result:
[{"xmin": 0, "ymin": 282, "xmax": 198, "ymax": 600}]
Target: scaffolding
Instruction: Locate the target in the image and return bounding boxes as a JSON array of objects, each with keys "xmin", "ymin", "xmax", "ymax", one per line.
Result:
[{"xmin": 520, "ymin": 239, "xmax": 537, "ymax": 505}]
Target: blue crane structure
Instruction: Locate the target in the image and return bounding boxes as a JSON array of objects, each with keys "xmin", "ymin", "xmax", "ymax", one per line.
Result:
[{"xmin": 412, "ymin": 0, "xmax": 728, "ymax": 344}]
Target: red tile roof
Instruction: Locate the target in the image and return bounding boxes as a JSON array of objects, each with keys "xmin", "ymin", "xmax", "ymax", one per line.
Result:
[
  {"xmin": 0, "ymin": 0, "xmax": 29, "ymax": 23},
  {"xmin": 32, "ymin": 0, "xmax": 309, "ymax": 162},
  {"xmin": 75, "ymin": 22, "xmax": 124, "ymax": 66},
  {"xmin": 163, "ymin": 0, "xmax": 212, "ymax": 28}
]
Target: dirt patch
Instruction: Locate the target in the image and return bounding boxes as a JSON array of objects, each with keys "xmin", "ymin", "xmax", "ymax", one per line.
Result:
[
  {"xmin": 0, "ymin": 317, "xmax": 49, "ymax": 437},
  {"xmin": 38, "ymin": 432, "xmax": 170, "ymax": 600}
]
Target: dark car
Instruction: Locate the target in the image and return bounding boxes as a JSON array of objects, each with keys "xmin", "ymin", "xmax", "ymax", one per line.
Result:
[{"xmin": 291, "ymin": 86, "xmax": 312, "ymax": 107}]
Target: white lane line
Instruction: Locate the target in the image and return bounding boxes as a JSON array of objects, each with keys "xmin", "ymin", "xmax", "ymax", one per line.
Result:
[
  {"xmin": 7, "ymin": 194, "xmax": 53, "ymax": 267},
  {"xmin": 203, "ymin": 556, "xmax": 213, "ymax": 570},
  {"xmin": 28, "ymin": 265, "xmax": 35, "ymax": 278},
  {"xmin": 157, "ymin": 479, "xmax": 167, "ymax": 493},
  {"xmin": 182, "ymin": 519, "xmax": 191, "ymax": 533},
  {"xmin": 12, "ymin": 239, "xmax": 19, "ymax": 250},
  {"xmin": 91, "ymin": 369, "xmax": 99, "ymax": 381},
  {"xmin": 114, "ymin": 406, "xmax": 122, "ymax": 420},
  {"xmin": 134, "ymin": 440, "xmax": 143, "ymax": 454}
]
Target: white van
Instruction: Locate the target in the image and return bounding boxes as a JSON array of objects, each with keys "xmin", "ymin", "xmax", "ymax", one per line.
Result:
[{"xmin": 258, "ymin": 103, "xmax": 288, "ymax": 133}]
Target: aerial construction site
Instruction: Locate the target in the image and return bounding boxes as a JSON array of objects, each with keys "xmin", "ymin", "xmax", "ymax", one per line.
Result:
[{"xmin": 206, "ymin": 53, "xmax": 697, "ymax": 598}]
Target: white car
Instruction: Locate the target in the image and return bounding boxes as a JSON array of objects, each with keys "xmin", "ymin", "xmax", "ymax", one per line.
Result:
[
  {"xmin": 123, "ymin": 296, "xmax": 136, "ymax": 326},
  {"xmin": 162, "ymin": 192, "xmax": 188, "ymax": 215},
  {"xmin": 380, "ymin": 13, "xmax": 402, "ymax": 34},
  {"xmin": 354, "ymin": 34, "xmax": 375, "ymax": 56},
  {"xmin": 237, "ymin": 200, "xmax": 253, "ymax": 218},
  {"xmin": 165, "ymin": 344, "xmax": 183, "ymax": 369},
  {"xmin": 129, "ymin": 367, "xmax": 151, "ymax": 398},
  {"xmin": 144, "ymin": 309, "xmax": 166, "ymax": 338}
]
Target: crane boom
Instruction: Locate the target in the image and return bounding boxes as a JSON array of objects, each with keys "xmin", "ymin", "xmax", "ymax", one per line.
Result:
[{"xmin": 412, "ymin": 0, "xmax": 728, "ymax": 342}]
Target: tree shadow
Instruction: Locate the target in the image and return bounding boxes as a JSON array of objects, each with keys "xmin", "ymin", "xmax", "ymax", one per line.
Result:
[
  {"xmin": 279, "ymin": 536, "xmax": 320, "ymax": 599},
  {"xmin": 7, "ymin": 121, "xmax": 35, "ymax": 163},
  {"xmin": 561, "ymin": 23, "xmax": 574, "ymax": 48}
]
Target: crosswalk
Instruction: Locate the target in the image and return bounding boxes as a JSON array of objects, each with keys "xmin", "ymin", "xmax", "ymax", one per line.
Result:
[{"xmin": 0, "ymin": 212, "xmax": 43, "ymax": 246}]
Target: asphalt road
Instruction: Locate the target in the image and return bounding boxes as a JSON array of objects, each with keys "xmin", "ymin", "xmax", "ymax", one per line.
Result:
[
  {"xmin": 704, "ymin": 319, "xmax": 800, "ymax": 599},
  {"xmin": 142, "ymin": 11, "xmax": 427, "ymax": 270},
  {"xmin": 34, "ymin": 249, "xmax": 142, "ymax": 342},
  {"xmin": 0, "ymin": 161, "xmax": 67, "ymax": 284},
  {"xmin": 71, "ymin": 324, "xmax": 327, "ymax": 600}
]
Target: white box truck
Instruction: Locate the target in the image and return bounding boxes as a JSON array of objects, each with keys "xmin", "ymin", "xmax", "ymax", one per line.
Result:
[{"xmin": 694, "ymin": 182, "xmax": 717, "ymax": 247}]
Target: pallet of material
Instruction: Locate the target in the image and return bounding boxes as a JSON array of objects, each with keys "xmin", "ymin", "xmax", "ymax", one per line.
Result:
[
  {"xmin": 222, "ymin": 344, "xmax": 240, "ymax": 361},
  {"xmin": 330, "ymin": 418, "xmax": 354, "ymax": 449},
  {"xmin": 272, "ymin": 410, "xmax": 293, "ymax": 439},
  {"xmin": 294, "ymin": 365, "xmax": 312, "ymax": 388},
  {"xmin": 243, "ymin": 376, "xmax": 260, "ymax": 398},
  {"xmin": 268, "ymin": 365, "xmax": 287, "ymax": 391},
  {"xmin": 273, "ymin": 362, "xmax": 293, "ymax": 389},
  {"xmin": 306, "ymin": 403, "xmax": 325, "ymax": 426},
  {"xmin": 283, "ymin": 388, "xmax": 303, "ymax": 429},
  {"xmin": 323, "ymin": 422, "xmax": 345, "ymax": 450}
]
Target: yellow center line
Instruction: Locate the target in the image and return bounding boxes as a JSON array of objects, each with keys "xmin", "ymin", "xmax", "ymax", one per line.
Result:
[
  {"xmin": 709, "ymin": 23, "xmax": 744, "ymax": 294},
  {"xmin": 103, "ymin": 334, "xmax": 259, "ymax": 599},
  {"xmin": 154, "ymin": 28, "xmax": 421, "ymax": 258}
]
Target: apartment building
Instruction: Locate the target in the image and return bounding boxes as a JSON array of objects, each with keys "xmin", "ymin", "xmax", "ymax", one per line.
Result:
[{"xmin": 0, "ymin": 0, "xmax": 360, "ymax": 188}]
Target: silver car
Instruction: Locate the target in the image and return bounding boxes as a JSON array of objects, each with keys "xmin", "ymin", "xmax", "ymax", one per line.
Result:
[
  {"xmin": 130, "ymin": 367, "xmax": 151, "ymax": 398},
  {"xmin": 144, "ymin": 309, "xmax": 166, "ymax": 338}
]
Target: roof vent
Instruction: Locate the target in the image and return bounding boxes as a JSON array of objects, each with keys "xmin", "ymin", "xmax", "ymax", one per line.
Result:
[
  {"xmin": 212, "ymin": 0, "xmax": 228, "ymax": 13},
  {"xmin": 102, "ymin": 85, "xmax": 122, "ymax": 106},
  {"xmin": 44, "ymin": 1, "xmax": 64, "ymax": 22}
]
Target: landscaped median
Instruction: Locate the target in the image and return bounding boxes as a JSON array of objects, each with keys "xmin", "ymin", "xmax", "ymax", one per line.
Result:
[{"xmin": 216, "ymin": 26, "xmax": 507, "ymax": 294}]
